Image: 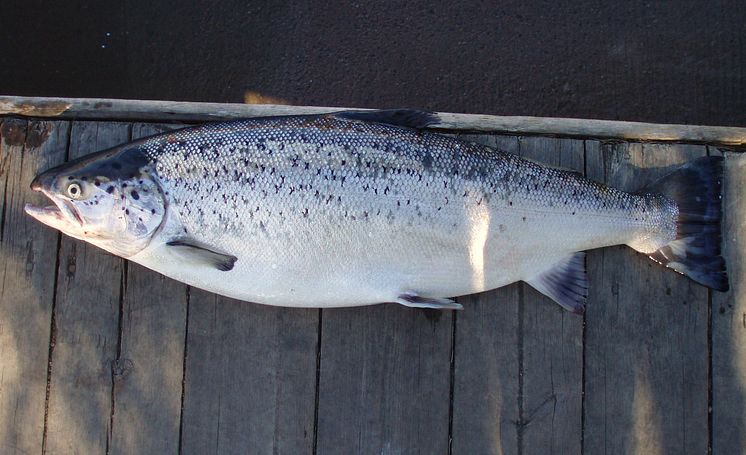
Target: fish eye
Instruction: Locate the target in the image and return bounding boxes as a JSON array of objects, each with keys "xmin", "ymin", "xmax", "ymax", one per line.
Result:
[{"xmin": 67, "ymin": 182, "xmax": 83, "ymax": 199}]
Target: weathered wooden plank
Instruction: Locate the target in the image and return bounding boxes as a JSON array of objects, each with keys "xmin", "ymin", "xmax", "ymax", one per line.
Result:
[
  {"xmin": 107, "ymin": 123, "xmax": 188, "ymax": 454},
  {"xmin": 45, "ymin": 122, "xmax": 131, "ymax": 454},
  {"xmin": 0, "ymin": 119, "xmax": 68, "ymax": 454},
  {"xmin": 584, "ymin": 142, "xmax": 709, "ymax": 455},
  {"xmin": 712, "ymin": 150, "xmax": 746, "ymax": 454},
  {"xmin": 518, "ymin": 137, "xmax": 584, "ymax": 455},
  {"xmin": 316, "ymin": 305, "xmax": 452, "ymax": 455},
  {"xmin": 1, "ymin": 96, "xmax": 745, "ymax": 145},
  {"xmin": 451, "ymin": 135, "xmax": 521, "ymax": 455},
  {"xmin": 180, "ymin": 293, "xmax": 318, "ymax": 455}
]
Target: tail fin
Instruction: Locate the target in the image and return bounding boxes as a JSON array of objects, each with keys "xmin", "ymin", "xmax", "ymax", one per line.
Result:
[{"xmin": 642, "ymin": 156, "xmax": 728, "ymax": 291}]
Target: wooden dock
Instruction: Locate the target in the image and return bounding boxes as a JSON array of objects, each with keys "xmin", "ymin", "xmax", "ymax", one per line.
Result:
[{"xmin": 0, "ymin": 97, "xmax": 745, "ymax": 455}]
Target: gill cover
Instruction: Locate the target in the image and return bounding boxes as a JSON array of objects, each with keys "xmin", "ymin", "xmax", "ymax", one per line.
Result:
[{"xmin": 26, "ymin": 145, "xmax": 166, "ymax": 258}]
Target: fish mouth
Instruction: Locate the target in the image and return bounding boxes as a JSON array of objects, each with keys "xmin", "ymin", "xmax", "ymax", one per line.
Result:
[{"xmin": 24, "ymin": 187, "xmax": 84, "ymax": 230}]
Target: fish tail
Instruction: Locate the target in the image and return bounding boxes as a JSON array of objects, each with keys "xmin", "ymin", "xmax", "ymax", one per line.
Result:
[{"xmin": 632, "ymin": 156, "xmax": 728, "ymax": 291}]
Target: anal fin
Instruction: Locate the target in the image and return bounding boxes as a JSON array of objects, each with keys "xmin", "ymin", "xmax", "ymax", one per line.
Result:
[
  {"xmin": 525, "ymin": 252, "xmax": 587, "ymax": 314},
  {"xmin": 166, "ymin": 239, "xmax": 237, "ymax": 271},
  {"xmin": 396, "ymin": 292, "xmax": 463, "ymax": 310}
]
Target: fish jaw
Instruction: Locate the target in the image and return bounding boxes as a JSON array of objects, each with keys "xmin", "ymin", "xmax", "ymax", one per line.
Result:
[{"xmin": 24, "ymin": 190, "xmax": 86, "ymax": 238}]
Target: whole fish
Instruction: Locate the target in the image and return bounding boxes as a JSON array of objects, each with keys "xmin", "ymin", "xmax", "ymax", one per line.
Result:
[{"xmin": 25, "ymin": 110, "xmax": 727, "ymax": 313}]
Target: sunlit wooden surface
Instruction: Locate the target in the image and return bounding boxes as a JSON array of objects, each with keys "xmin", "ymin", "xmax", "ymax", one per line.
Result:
[{"xmin": 0, "ymin": 98, "xmax": 744, "ymax": 455}]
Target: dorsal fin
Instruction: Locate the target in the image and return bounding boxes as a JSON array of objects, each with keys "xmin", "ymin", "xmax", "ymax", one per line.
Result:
[
  {"xmin": 331, "ymin": 109, "xmax": 439, "ymax": 129},
  {"xmin": 525, "ymin": 252, "xmax": 588, "ymax": 314}
]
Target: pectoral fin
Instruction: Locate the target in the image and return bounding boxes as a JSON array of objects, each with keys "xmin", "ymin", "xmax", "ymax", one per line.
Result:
[
  {"xmin": 396, "ymin": 292, "xmax": 463, "ymax": 310},
  {"xmin": 166, "ymin": 239, "xmax": 237, "ymax": 271},
  {"xmin": 525, "ymin": 252, "xmax": 588, "ymax": 314}
]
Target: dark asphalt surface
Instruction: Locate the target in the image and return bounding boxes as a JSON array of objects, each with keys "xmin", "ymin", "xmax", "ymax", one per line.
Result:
[{"xmin": 1, "ymin": 1, "xmax": 744, "ymax": 126}]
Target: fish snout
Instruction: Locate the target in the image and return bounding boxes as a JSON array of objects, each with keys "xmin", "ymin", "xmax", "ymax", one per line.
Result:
[{"xmin": 30, "ymin": 171, "xmax": 55, "ymax": 192}]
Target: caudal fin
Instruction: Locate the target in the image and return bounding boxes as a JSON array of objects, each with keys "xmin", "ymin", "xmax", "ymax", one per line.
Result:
[{"xmin": 642, "ymin": 156, "xmax": 728, "ymax": 291}]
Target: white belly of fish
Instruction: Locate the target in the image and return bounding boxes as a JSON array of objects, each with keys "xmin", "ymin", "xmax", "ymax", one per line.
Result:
[{"xmin": 129, "ymin": 200, "xmax": 633, "ymax": 307}]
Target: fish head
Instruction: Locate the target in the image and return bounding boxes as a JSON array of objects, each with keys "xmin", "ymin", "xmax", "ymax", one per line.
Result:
[{"xmin": 24, "ymin": 146, "xmax": 166, "ymax": 257}]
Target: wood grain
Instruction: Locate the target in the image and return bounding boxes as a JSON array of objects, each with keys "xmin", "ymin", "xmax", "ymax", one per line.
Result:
[
  {"xmin": 44, "ymin": 122, "xmax": 131, "ymax": 454},
  {"xmin": 1, "ymin": 96, "xmax": 745, "ymax": 146},
  {"xmin": 315, "ymin": 305, "xmax": 452, "ymax": 455},
  {"xmin": 107, "ymin": 123, "xmax": 188, "ymax": 454},
  {"xmin": 583, "ymin": 142, "xmax": 709, "ymax": 455},
  {"xmin": 0, "ymin": 119, "xmax": 68, "ymax": 454},
  {"xmin": 518, "ymin": 136, "xmax": 584, "ymax": 455},
  {"xmin": 451, "ymin": 134, "xmax": 521, "ymax": 455},
  {"xmin": 180, "ymin": 293, "xmax": 319, "ymax": 455},
  {"xmin": 0, "ymin": 112, "xmax": 736, "ymax": 455},
  {"xmin": 712, "ymin": 150, "xmax": 746, "ymax": 454}
]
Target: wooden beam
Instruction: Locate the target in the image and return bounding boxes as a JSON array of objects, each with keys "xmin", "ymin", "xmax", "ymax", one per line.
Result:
[
  {"xmin": 315, "ymin": 306, "xmax": 452, "ymax": 455},
  {"xmin": 583, "ymin": 142, "xmax": 709, "ymax": 455},
  {"xmin": 45, "ymin": 122, "xmax": 130, "ymax": 454},
  {"xmin": 106, "ymin": 123, "xmax": 188, "ymax": 454},
  {"xmin": 711, "ymin": 150, "xmax": 746, "ymax": 454},
  {"xmin": 518, "ymin": 136, "xmax": 584, "ymax": 455},
  {"xmin": 451, "ymin": 135, "xmax": 521, "ymax": 455},
  {"xmin": 0, "ymin": 119, "xmax": 69, "ymax": 455},
  {"xmin": 180, "ymin": 292, "xmax": 318, "ymax": 454},
  {"xmin": 1, "ymin": 96, "xmax": 745, "ymax": 146}
]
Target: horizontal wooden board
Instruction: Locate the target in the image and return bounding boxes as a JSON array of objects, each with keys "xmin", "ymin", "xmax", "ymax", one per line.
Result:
[{"xmin": 1, "ymin": 96, "xmax": 745, "ymax": 145}]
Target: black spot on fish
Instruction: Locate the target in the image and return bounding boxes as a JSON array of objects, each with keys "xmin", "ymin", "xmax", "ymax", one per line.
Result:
[
  {"xmin": 94, "ymin": 179, "xmax": 101, "ymax": 186},
  {"xmin": 422, "ymin": 151, "xmax": 433, "ymax": 170},
  {"xmin": 106, "ymin": 186, "xmax": 115, "ymax": 194},
  {"xmin": 125, "ymin": 209, "xmax": 130, "ymax": 215},
  {"xmin": 131, "ymin": 190, "xmax": 140, "ymax": 200}
]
